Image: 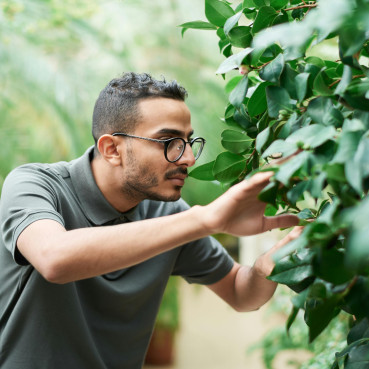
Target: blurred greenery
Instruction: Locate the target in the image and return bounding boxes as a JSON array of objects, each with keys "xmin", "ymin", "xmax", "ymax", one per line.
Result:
[
  {"xmin": 249, "ymin": 286, "xmax": 348, "ymax": 369},
  {"xmin": 0, "ymin": 0, "xmax": 230, "ymax": 205}
]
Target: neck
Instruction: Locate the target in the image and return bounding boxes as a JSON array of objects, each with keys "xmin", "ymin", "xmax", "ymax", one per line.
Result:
[{"xmin": 91, "ymin": 155, "xmax": 139, "ymax": 213}]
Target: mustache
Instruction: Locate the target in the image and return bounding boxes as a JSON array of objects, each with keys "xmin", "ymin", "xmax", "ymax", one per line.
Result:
[{"xmin": 165, "ymin": 167, "xmax": 188, "ymax": 179}]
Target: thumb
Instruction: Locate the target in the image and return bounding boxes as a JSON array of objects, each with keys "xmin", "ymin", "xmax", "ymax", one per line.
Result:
[{"xmin": 263, "ymin": 214, "xmax": 300, "ymax": 231}]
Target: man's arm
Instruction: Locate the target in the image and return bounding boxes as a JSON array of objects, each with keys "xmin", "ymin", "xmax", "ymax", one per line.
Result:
[
  {"xmin": 17, "ymin": 172, "xmax": 299, "ymax": 284},
  {"xmin": 207, "ymin": 227, "xmax": 304, "ymax": 312}
]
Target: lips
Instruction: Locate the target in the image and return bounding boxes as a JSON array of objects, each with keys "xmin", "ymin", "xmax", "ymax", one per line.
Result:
[
  {"xmin": 168, "ymin": 177, "xmax": 186, "ymax": 186},
  {"xmin": 165, "ymin": 169, "xmax": 188, "ymax": 186}
]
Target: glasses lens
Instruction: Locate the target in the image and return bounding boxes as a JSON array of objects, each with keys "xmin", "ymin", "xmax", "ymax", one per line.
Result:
[
  {"xmin": 191, "ymin": 139, "xmax": 204, "ymax": 160},
  {"xmin": 167, "ymin": 138, "xmax": 185, "ymax": 162}
]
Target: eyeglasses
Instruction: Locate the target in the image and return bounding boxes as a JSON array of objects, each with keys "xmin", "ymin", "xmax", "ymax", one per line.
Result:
[{"xmin": 112, "ymin": 132, "xmax": 206, "ymax": 163}]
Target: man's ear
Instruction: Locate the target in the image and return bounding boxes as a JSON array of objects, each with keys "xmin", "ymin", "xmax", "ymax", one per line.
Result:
[{"xmin": 97, "ymin": 135, "xmax": 122, "ymax": 166}]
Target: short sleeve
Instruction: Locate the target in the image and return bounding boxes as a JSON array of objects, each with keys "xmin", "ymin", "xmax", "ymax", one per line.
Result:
[
  {"xmin": 0, "ymin": 165, "xmax": 65, "ymax": 265},
  {"xmin": 172, "ymin": 236, "xmax": 234, "ymax": 285}
]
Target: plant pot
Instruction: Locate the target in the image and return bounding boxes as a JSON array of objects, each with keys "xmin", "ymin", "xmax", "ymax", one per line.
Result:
[{"xmin": 144, "ymin": 327, "xmax": 176, "ymax": 366}]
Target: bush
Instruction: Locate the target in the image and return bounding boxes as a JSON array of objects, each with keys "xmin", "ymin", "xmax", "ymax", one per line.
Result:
[{"xmin": 180, "ymin": 0, "xmax": 369, "ymax": 366}]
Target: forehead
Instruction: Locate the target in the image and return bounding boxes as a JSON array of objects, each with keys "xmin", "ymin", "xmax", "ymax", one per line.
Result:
[{"xmin": 135, "ymin": 98, "xmax": 192, "ymax": 135}]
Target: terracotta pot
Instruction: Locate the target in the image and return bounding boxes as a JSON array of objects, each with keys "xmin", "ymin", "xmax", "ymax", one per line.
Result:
[{"xmin": 144, "ymin": 328, "xmax": 176, "ymax": 366}]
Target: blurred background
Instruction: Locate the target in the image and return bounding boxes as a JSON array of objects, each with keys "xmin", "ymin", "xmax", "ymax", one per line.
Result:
[{"xmin": 0, "ymin": 1, "xmax": 347, "ymax": 368}]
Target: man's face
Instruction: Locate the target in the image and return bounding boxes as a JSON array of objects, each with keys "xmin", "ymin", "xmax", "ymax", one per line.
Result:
[{"xmin": 118, "ymin": 98, "xmax": 196, "ymax": 203}]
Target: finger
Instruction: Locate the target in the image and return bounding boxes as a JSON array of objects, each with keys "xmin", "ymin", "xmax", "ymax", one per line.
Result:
[
  {"xmin": 237, "ymin": 171, "xmax": 274, "ymax": 192},
  {"xmin": 248, "ymin": 171, "xmax": 274, "ymax": 185},
  {"xmin": 271, "ymin": 226, "xmax": 305, "ymax": 251},
  {"xmin": 263, "ymin": 214, "xmax": 300, "ymax": 231}
]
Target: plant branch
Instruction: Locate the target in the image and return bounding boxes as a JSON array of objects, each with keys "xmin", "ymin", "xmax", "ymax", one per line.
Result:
[
  {"xmin": 329, "ymin": 74, "xmax": 366, "ymax": 88},
  {"xmin": 285, "ymin": 3, "xmax": 317, "ymax": 12}
]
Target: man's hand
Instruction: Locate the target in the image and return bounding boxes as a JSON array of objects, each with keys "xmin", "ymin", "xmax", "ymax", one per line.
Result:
[
  {"xmin": 253, "ymin": 226, "xmax": 305, "ymax": 278},
  {"xmin": 208, "ymin": 226, "xmax": 305, "ymax": 311},
  {"xmin": 201, "ymin": 171, "xmax": 299, "ymax": 236}
]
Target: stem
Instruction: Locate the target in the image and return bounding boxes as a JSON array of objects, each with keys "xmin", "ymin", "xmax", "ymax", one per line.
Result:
[
  {"xmin": 329, "ymin": 74, "xmax": 366, "ymax": 88},
  {"xmin": 238, "ymin": 149, "xmax": 256, "ymax": 180},
  {"xmin": 285, "ymin": 3, "xmax": 317, "ymax": 12}
]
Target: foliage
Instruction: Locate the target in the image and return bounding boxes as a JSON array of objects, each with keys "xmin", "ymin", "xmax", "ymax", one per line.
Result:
[
  {"xmin": 180, "ymin": 0, "xmax": 369, "ymax": 366},
  {"xmin": 249, "ymin": 286, "xmax": 348, "ymax": 369}
]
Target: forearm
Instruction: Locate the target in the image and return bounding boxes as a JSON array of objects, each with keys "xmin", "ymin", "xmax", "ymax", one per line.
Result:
[
  {"xmin": 18, "ymin": 205, "xmax": 209, "ymax": 284},
  {"xmin": 233, "ymin": 264, "xmax": 277, "ymax": 312}
]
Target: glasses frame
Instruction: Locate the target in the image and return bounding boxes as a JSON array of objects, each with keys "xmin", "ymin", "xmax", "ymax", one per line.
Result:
[{"xmin": 111, "ymin": 132, "xmax": 206, "ymax": 163}]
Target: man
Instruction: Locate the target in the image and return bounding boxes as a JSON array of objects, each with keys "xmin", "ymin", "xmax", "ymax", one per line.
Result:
[{"xmin": 0, "ymin": 72, "xmax": 300, "ymax": 368}]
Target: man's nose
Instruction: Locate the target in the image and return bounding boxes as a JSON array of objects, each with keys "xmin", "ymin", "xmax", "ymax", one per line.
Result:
[{"xmin": 176, "ymin": 144, "xmax": 196, "ymax": 167}]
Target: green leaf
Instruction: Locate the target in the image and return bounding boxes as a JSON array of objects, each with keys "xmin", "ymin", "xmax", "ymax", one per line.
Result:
[
  {"xmin": 348, "ymin": 319, "xmax": 369, "ymax": 345},
  {"xmin": 252, "ymin": 6, "xmax": 278, "ymax": 34},
  {"xmin": 354, "ymin": 137, "xmax": 369, "ymax": 177},
  {"xmin": 205, "ymin": 0, "xmax": 235, "ymax": 27},
  {"xmin": 286, "ymin": 124, "xmax": 336, "ymax": 149},
  {"xmin": 224, "ymin": 11, "xmax": 243, "ymax": 35},
  {"xmin": 258, "ymin": 180, "xmax": 279, "ymax": 206},
  {"xmin": 307, "ymin": 97, "xmax": 333, "ymax": 124},
  {"xmin": 269, "ymin": 264, "xmax": 314, "ymax": 285},
  {"xmin": 216, "ymin": 47, "xmax": 253, "ymax": 74},
  {"xmin": 304, "ymin": 287, "xmax": 341, "ymax": 342},
  {"xmin": 309, "ymin": 172, "xmax": 326, "ymax": 198},
  {"xmin": 266, "ymin": 86, "xmax": 293, "ymax": 118},
  {"xmin": 280, "ymin": 63, "xmax": 298, "ymax": 100},
  {"xmin": 213, "ymin": 152, "xmax": 246, "ymax": 182},
  {"xmin": 345, "ymin": 137, "xmax": 369, "ymax": 193},
  {"xmin": 247, "ymin": 82, "xmax": 272, "ymax": 117},
  {"xmin": 261, "ymin": 139, "xmax": 297, "ymax": 158},
  {"xmin": 229, "ymin": 76, "xmax": 249, "ymax": 108},
  {"xmin": 313, "ymin": 69, "xmax": 334, "ymax": 96},
  {"xmin": 228, "ymin": 26, "xmax": 253, "ymax": 48},
  {"xmin": 270, "ymin": 248, "xmax": 315, "ymax": 285},
  {"xmin": 270, "ymin": 0, "xmax": 288, "ymax": 10},
  {"xmin": 314, "ymin": 247, "xmax": 355, "ymax": 285},
  {"xmin": 234, "ymin": 106, "xmax": 254, "ymax": 130},
  {"xmin": 345, "ymin": 158, "xmax": 363, "ymax": 194},
  {"xmin": 275, "ymin": 151, "xmax": 310, "ymax": 185},
  {"xmin": 287, "ymin": 180, "xmax": 310, "ymax": 205},
  {"xmin": 343, "ymin": 277, "xmax": 369, "ymax": 320},
  {"xmin": 335, "ymin": 65, "xmax": 352, "ymax": 95},
  {"xmin": 273, "ymin": 229, "xmax": 310, "ymax": 260},
  {"xmin": 179, "ymin": 21, "xmax": 217, "ymax": 37},
  {"xmin": 295, "ymin": 72, "xmax": 309, "ymax": 102},
  {"xmin": 221, "ymin": 129, "xmax": 253, "ymax": 154},
  {"xmin": 344, "ymin": 343, "xmax": 369, "ymax": 367},
  {"xmin": 305, "ymin": 56, "xmax": 325, "ymax": 69},
  {"xmin": 325, "ymin": 163, "xmax": 346, "ymax": 182},
  {"xmin": 259, "ymin": 53, "xmax": 284, "ymax": 83},
  {"xmin": 189, "ymin": 160, "xmax": 216, "ymax": 180},
  {"xmin": 253, "ymin": 0, "xmax": 268, "ymax": 6},
  {"xmin": 225, "ymin": 76, "xmax": 243, "ymax": 94},
  {"xmin": 255, "ymin": 126, "xmax": 271, "ymax": 153},
  {"xmin": 347, "ymin": 227, "xmax": 369, "ymax": 269},
  {"xmin": 332, "ymin": 131, "xmax": 362, "ymax": 163},
  {"xmin": 339, "ymin": 25, "xmax": 367, "ymax": 58},
  {"xmin": 243, "ymin": 0, "xmax": 255, "ymax": 6}
]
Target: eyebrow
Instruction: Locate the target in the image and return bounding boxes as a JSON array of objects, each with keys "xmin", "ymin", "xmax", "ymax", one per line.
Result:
[{"xmin": 156, "ymin": 128, "xmax": 194, "ymax": 138}]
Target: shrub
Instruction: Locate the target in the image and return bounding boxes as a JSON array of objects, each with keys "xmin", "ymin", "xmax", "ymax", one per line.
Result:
[{"xmin": 180, "ymin": 0, "xmax": 369, "ymax": 366}]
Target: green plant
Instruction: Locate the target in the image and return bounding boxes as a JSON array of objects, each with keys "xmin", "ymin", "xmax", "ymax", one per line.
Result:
[
  {"xmin": 155, "ymin": 277, "xmax": 180, "ymax": 332},
  {"xmin": 249, "ymin": 286, "xmax": 348, "ymax": 369},
  {"xmin": 180, "ymin": 0, "xmax": 369, "ymax": 366}
]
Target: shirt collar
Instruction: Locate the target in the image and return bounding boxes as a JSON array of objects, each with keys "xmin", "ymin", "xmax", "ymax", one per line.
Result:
[{"xmin": 69, "ymin": 147, "xmax": 141, "ymax": 225}]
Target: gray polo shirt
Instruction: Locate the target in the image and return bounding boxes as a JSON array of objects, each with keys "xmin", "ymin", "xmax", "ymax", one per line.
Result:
[{"xmin": 0, "ymin": 147, "xmax": 234, "ymax": 369}]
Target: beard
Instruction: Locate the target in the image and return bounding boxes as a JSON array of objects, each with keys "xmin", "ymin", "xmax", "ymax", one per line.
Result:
[{"xmin": 120, "ymin": 148, "xmax": 187, "ymax": 203}]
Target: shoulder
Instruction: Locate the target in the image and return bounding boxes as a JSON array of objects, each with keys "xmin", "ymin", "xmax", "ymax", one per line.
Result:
[{"xmin": 5, "ymin": 160, "xmax": 70, "ymax": 184}]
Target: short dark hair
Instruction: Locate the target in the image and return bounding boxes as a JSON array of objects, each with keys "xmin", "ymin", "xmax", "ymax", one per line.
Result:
[{"xmin": 92, "ymin": 72, "xmax": 188, "ymax": 146}]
